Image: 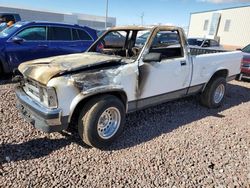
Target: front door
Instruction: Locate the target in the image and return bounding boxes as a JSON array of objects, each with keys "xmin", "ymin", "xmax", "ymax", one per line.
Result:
[
  {"xmin": 137, "ymin": 29, "xmax": 192, "ymax": 107},
  {"xmin": 5, "ymin": 26, "xmax": 49, "ymax": 69}
]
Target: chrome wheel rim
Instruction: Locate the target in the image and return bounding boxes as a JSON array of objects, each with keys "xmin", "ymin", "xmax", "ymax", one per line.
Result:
[
  {"xmin": 213, "ymin": 84, "xmax": 225, "ymax": 104},
  {"xmin": 97, "ymin": 107, "xmax": 121, "ymax": 139}
]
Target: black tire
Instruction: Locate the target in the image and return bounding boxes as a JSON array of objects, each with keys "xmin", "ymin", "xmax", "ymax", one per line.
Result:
[
  {"xmin": 200, "ymin": 77, "xmax": 226, "ymax": 108},
  {"xmin": 78, "ymin": 95, "xmax": 125, "ymax": 148}
]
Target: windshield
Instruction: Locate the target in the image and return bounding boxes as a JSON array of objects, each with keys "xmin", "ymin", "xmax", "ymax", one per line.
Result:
[
  {"xmin": 242, "ymin": 44, "xmax": 250, "ymax": 53},
  {"xmin": 0, "ymin": 22, "xmax": 24, "ymax": 38},
  {"xmin": 135, "ymin": 31, "xmax": 150, "ymax": 47},
  {"xmin": 188, "ymin": 38, "xmax": 204, "ymax": 46},
  {"xmin": 138, "ymin": 32, "xmax": 150, "ymax": 39},
  {"xmin": 88, "ymin": 29, "xmax": 151, "ymax": 59}
]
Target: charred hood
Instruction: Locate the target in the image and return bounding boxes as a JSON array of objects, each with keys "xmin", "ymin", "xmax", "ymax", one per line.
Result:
[{"xmin": 18, "ymin": 52, "xmax": 123, "ymax": 85}]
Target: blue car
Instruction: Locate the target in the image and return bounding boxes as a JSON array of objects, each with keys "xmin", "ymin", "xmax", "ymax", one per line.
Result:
[{"xmin": 0, "ymin": 21, "xmax": 98, "ymax": 75}]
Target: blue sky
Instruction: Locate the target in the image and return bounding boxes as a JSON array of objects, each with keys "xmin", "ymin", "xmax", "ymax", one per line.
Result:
[{"xmin": 1, "ymin": 0, "xmax": 250, "ymax": 27}]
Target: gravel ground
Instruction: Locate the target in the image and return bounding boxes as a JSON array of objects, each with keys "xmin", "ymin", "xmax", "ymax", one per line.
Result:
[{"xmin": 0, "ymin": 79, "xmax": 249, "ymax": 187}]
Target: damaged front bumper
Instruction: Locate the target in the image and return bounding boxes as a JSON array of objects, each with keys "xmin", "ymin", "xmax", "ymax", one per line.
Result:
[{"xmin": 15, "ymin": 87, "xmax": 69, "ymax": 133}]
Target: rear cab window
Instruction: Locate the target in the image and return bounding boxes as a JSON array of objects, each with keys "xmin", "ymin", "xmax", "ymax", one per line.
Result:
[{"xmin": 149, "ymin": 30, "xmax": 183, "ymax": 59}]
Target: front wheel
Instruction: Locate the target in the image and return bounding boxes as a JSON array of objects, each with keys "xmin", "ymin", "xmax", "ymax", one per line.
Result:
[
  {"xmin": 200, "ymin": 77, "xmax": 226, "ymax": 108},
  {"xmin": 78, "ymin": 95, "xmax": 125, "ymax": 149}
]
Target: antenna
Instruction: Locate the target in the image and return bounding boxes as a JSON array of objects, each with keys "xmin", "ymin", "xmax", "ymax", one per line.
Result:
[{"xmin": 105, "ymin": 0, "xmax": 109, "ymax": 29}]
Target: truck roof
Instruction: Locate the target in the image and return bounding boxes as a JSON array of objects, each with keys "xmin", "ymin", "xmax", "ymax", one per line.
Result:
[
  {"xmin": 15, "ymin": 21, "xmax": 96, "ymax": 31},
  {"xmin": 108, "ymin": 25, "xmax": 182, "ymax": 31}
]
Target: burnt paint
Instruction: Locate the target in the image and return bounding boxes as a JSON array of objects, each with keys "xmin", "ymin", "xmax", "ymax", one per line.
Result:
[
  {"xmin": 70, "ymin": 65, "xmax": 124, "ymax": 92},
  {"xmin": 137, "ymin": 63, "xmax": 150, "ymax": 97}
]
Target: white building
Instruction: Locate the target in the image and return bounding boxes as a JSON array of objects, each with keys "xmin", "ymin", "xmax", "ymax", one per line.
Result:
[
  {"xmin": 0, "ymin": 5, "xmax": 116, "ymax": 30},
  {"xmin": 188, "ymin": 6, "xmax": 250, "ymax": 50}
]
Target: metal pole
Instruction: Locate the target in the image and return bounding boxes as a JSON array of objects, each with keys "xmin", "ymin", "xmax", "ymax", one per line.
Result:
[
  {"xmin": 105, "ymin": 0, "xmax": 109, "ymax": 29},
  {"xmin": 141, "ymin": 12, "xmax": 144, "ymax": 26}
]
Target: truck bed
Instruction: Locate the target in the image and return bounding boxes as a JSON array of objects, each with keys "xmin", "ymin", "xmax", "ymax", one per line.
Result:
[{"xmin": 190, "ymin": 50, "xmax": 242, "ymax": 86}]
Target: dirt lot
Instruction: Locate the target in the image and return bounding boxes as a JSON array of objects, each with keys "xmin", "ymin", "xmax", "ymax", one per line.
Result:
[{"xmin": 0, "ymin": 79, "xmax": 249, "ymax": 187}]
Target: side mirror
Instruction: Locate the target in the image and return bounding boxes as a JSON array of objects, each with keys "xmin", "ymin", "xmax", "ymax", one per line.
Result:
[
  {"xmin": 236, "ymin": 48, "xmax": 242, "ymax": 51},
  {"xmin": 143, "ymin": 52, "xmax": 162, "ymax": 63},
  {"xmin": 12, "ymin": 36, "xmax": 24, "ymax": 44}
]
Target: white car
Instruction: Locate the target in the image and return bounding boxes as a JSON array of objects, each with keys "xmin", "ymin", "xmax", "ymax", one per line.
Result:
[{"xmin": 15, "ymin": 25, "xmax": 242, "ymax": 148}]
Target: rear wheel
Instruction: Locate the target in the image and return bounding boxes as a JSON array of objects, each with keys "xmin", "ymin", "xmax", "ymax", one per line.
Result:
[
  {"xmin": 200, "ymin": 77, "xmax": 226, "ymax": 108},
  {"xmin": 78, "ymin": 95, "xmax": 125, "ymax": 148}
]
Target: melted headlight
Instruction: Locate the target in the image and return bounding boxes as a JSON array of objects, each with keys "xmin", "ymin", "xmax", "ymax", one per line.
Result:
[
  {"xmin": 23, "ymin": 79, "xmax": 58, "ymax": 109},
  {"xmin": 42, "ymin": 87, "xmax": 58, "ymax": 108}
]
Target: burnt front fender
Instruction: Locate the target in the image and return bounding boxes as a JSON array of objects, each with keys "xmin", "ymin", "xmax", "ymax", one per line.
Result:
[{"xmin": 68, "ymin": 86, "xmax": 128, "ymax": 123}]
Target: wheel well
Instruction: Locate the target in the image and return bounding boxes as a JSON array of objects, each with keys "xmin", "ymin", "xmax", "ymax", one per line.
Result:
[
  {"xmin": 202, "ymin": 69, "xmax": 228, "ymax": 91},
  {"xmin": 210, "ymin": 69, "xmax": 228, "ymax": 80},
  {"xmin": 68, "ymin": 91, "xmax": 127, "ymax": 129}
]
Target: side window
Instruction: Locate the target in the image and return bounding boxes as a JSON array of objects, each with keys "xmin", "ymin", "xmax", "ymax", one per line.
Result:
[
  {"xmin": 210, "ymin": 40, "xmax": 219, "ymax": 47},
  {"xmin": 16, "ymin": 27, "xmax": 46, "ymax": 41},
  {"xmin": 48, "ymin": 27, "xmax": 72, "ymax": 41},
  {"xmin": 149, "ymin": 30, "xmax": 183, "ymax": 59},
  {"xmin": 77, "ymin": 29, "xmax": 92, "ymax": 41},
  {"xmin": 135, "ymin": 31, "xmax": 150, "ymax": 47},
  {"xmin": 72, "ymin": 29, "xmax": 79, "ymax": 40}
]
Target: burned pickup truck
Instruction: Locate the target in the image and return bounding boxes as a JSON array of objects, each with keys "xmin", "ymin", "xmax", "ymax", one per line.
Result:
[{"xmin": 15, "ymin": 26, "xmax": 242, "ymax": 148}]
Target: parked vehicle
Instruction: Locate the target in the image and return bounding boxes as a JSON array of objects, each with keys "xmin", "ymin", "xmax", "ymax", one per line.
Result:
[
  {"xmin": 136, "ymin": 30, "xmax": 180, "ymax": 47},
  {"xmin": 15, "ymin": 25, "xmax": 242, "ymax": 148},
  {"xmin": 0, "ymin": 13, "xmax": 21, "ymax": 31},
  {"xmin": 237, "ymin": 44, "xmax": 250, "ymax": 80},
  {"xmin": 188, "ymin": 38, "xmax": 223, "ymax": 50},
  {"xmin": 0, "ymin": 21, "xmax": 97, "ymax": 75}
]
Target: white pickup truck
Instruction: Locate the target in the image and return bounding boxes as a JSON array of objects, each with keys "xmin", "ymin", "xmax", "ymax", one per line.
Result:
[{"xmin": 15, "ymin": 26, "xmax": 242, "ymax": 148}]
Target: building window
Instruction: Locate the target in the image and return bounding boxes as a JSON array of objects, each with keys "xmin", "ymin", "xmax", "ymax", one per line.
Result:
[
  {"xmin": 224, "ymin": 20, "xmax": 231, "ymax": 32},
  {"xmin": 203, "ymin": 20, "xmax": 209, "ymax": 31},
  {"xmin": 209, "ymin": 13, "xmax": 221, "ymax": 35}
]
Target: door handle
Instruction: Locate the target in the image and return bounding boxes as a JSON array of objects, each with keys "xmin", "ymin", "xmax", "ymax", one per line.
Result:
[
  {"xmin": 69, "ymin": 44, "xmax": 77, "ymax": 47},
  {"xmin": 180, "ymin": 61, "xmax": 187, "ymax": 66}
]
